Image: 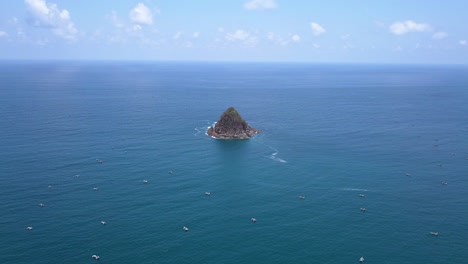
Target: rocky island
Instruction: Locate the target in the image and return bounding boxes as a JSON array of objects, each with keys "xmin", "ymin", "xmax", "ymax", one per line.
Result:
[{"xmin": 207, "ymin": 107, "xmax": 261, "ymax": 139}]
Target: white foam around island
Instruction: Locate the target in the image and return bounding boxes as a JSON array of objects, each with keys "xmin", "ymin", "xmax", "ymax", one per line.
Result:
[
  {"xmin": 206, "ymin": 133, "xmax": 218, "ymax": 139},
  {"xmin": 194, "ymin": 121, "xmax": 216, "ymax": 136},
  {"xmin": 202, "ymin": 121, "xmax": 218, "ymax": 138}
]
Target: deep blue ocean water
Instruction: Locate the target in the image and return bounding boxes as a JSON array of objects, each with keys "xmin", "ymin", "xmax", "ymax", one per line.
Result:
[{"xmin": 0, "ymin": 61, "xmax": 467, "ymax": 264}]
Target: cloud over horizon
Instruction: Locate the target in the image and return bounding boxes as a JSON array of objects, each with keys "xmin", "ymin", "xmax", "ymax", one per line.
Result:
[
  {"xmin": 292, "ymin": 34, "xmax": 300, "ymax": 42},
  {"xmin": 226, "ymin": 29, "xmax": 250, "ymax": 41},
  {"xmin": 244, "ymin": 0, "xmax": 277, "ymax": 10},
  {"xmin": 310, "ymin": 22, "xmax": 326, "ymax": 36},
  {"xmin": 225, "ymin": 29, "xmax": 258, "ymax": 47},
  {"xmin": 389, "ymin": 20, "xmax": 431, "ymax": 35},
  {"xmin": 129, "ymin": 3, "xmax": 153, "ymax": 25},
  {"xmin": 24, "ymin": 0, "xmax": 78, "ymax": 39},
  {"xmin": 0, "ymin": 1, "xmax": 466, "ymax": 63}
]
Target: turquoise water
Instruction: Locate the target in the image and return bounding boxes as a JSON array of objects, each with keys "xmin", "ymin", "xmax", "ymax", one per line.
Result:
[{"xmin": 0, "ymin": 62, "xmax": 467, "ymax": 264}]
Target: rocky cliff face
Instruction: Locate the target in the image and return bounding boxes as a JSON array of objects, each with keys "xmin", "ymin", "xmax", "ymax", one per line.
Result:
[{"xmin": 207, "ymin": 107, "xmax": 261, "ymax": 139}]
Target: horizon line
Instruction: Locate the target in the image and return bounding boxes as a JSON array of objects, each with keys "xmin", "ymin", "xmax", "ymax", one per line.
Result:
[{"xmin": 0, "ymin": 59, "xmax": 467, "ymax": 66}]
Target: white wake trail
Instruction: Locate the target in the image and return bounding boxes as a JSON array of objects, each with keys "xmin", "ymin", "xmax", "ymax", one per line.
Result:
[{"xmin": 268, "ymin": 146, "xmax": 287, "ymax": 163}]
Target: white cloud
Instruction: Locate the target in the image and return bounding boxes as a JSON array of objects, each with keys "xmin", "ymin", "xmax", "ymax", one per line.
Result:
[
  {"xmin": 53, "ymin": 23, "xmax": 78, "ymax": 39},
  {"xmin": 226, "ymin": 30, "xmax": 250, "ymax": 41},
  {"xmin": 25, "ymin": 0, "xmax": 49, "ymax": 23},
  {"xmin": 267, "ymin": 32, "xmax": 289, "ymax": 46},
  {"xmin": 173, "ymin": 32, "xmax": 182, "ymax": 39},
  {"xmin": 389, "ymin": 20, "xmax": 431, "ymax": 35},
  {"xmin": 244, "ymin": 36, "xmax": 259, "ymax": 47},
  {"xmin": 225, "ymin": 29, "xmax": 258, "ymax": 47},
  {"xmin": 460, "ymin": 40, "xmax": 467, "ymax": 45},
  {"xmin": 0, "ymin": 31, "xmax": 6, "ymax": 37},
  {"xmin": 193, "ymin": 32, "xmax": 200, "ymax": 38},
  {"xmin": 244, "ymin": 0, "xmax": 277, "ymax": 10},
  {"xmin": 129, "ymin": 3, "xmax": 153, "ymax": 25},
  {"xmin": 25, "ymin": 0, "xmax": 78, "ymax": 39},
  {"xmin": 310, "ymin": 22, "xmax": 326, "ymax": 36},
  {"xmin": 432, "ymin": 32, "xmax": 448, "ymax": 39},
  {"xmin": 292, "ymin": 34, "xmax": 300, "ymax": 42}
]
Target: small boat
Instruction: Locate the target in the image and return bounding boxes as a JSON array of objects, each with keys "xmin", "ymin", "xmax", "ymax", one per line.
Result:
[
  {"xmin": 204, "ymin": 192, "xmax": 211, "ymax": 196},
  {"xmin": 405, "ymin": 173, "xmax": 411, "ymax": 176},
  {"xmin": 91, "ymin": 255, "xmax": 100, "ymax": 260},
  {"xmin": 101, "ymin": 221, "xmax": 106, "ymax": 225},
  {"xmin": 96, "ymin": 159, "xmax": 104, "ymax": 163},
  {"xmin": 251, "ymin": 218, "xmax": 257, "ymax": 222},
  {"xmin": 143, "ymin": 180, "xmax": 148, "ymax": 183},
  {"xmin": 93, "ymin": 187, "xmax": 99, "ymax": 191},
  {"xmin": 168, "ymin": 171, "xmax": 174, "ymax": 174},
  {"xmin": 48, "ymin": 185, "xmax": 52, "ymax": 189},
  {"xmin": 359, "ymin": 257, "xmax": 364, "ymax": 262},
  {"xmin": 359, "ymin": 194, "xmax": 365, "ymax": 197},
  {"xmin": 38, "ymin": 203, "xmax": 45, "ymax": 207},
  {"xmin": 441, "ymin": 182, "xmax": 448, "ymax": 185},
  {"xmin": 298, "ymin": 196, "xmax": 305, "ymax": 199},
  {"xmin": 26, "ymin": 226, "xmax": 33, "ymax": 230},
  {"xmin": 360, "ymin": 208, "xmax": 366, "ymax": 212},
  {"xmin": 430, "ymin": 232, "xmax": 439, "ymax": 236},
  {"xmin": 183, "ymin": 226, "xmax": 189, "ymax": 232}
]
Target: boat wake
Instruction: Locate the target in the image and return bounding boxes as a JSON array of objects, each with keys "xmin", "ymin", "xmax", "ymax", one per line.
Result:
[
  {"xmin": 340, "ymin": 188, "xmax": 369, "ymax": 192},
  {"xmin": 268, "ymin": 147, "xmax": 287, "ymax": 163},
  {"xmin": 251, "ymin": 136, "xmax": 287, "ymax": 163}
]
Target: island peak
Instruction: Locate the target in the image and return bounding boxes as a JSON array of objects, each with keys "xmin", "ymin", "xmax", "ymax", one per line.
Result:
[{"xmin": 207, "ymin": 107, "xmax": 261, "ymax": 139}]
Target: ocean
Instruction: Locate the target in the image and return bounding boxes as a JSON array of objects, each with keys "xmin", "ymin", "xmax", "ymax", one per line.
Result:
[{"xmin": 0, "ymin": 61, "xmax": 467, "ymax": 264}]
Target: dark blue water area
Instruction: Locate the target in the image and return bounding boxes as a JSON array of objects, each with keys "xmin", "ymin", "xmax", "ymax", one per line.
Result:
[{"xmin": 0, "ymin": 61, "xmax": 467, "ymax": 264}]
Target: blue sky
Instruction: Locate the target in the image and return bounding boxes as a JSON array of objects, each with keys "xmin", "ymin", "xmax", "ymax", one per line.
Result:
[{"xmin": 0, "ymin": 0, "xmax": 467, "ymax": 63}]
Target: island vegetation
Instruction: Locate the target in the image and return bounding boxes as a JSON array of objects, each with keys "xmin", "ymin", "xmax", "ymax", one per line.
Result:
[{"xmin": 207, "ymin": 107, "xmax": 261, "ymax": 139}]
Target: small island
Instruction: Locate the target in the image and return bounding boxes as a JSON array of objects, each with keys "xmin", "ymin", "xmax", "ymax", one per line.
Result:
[{"xmin": 207, "ymin": 107, "xmax": 261, "ymax": 139}]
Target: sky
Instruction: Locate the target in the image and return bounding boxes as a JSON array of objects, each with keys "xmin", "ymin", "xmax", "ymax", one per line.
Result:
[{"xmin": 0, "ymin": 0, "xmax": 467, "ymax": 63}]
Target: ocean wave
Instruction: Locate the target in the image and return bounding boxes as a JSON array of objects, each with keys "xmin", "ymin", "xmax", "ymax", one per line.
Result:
[{"xmin": 340, "ymin": 188, "xmax": 369, "ymax": 192}]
